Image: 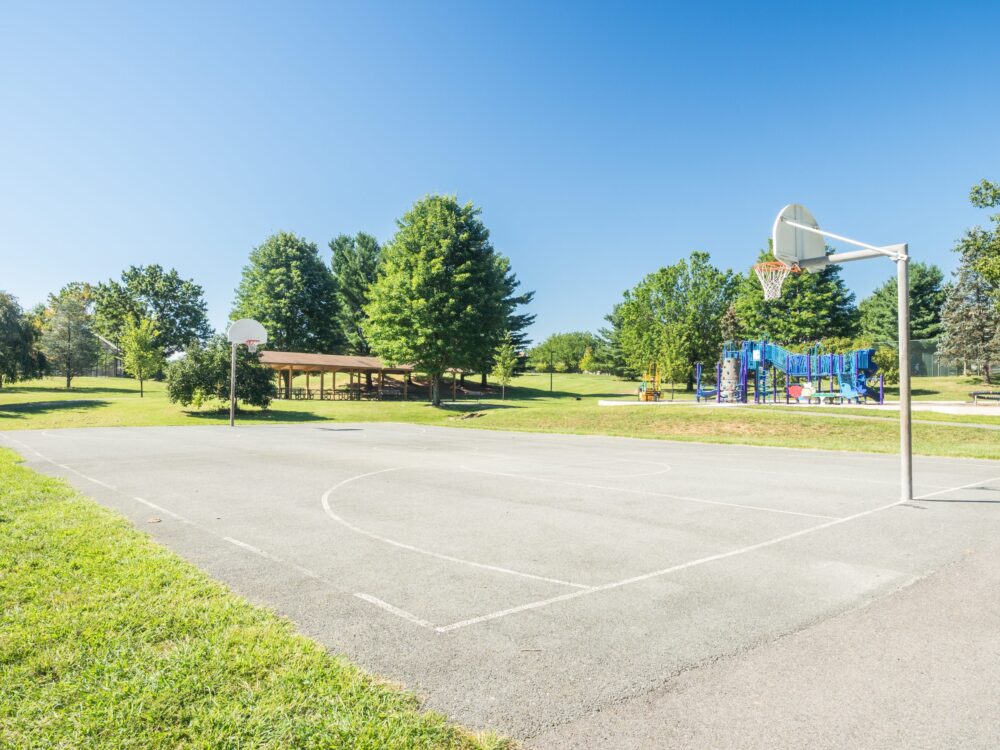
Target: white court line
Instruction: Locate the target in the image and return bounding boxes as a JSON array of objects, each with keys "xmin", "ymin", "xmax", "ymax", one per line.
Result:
[
  {"xmin": 223, "ymin": 536, "xmax": 322, "ymax": 579},
  {"xmin": 435, "ymin": 473, "xmax": 1000, "ymax": 633},
  {"xmin": 321, "ymin": 467, "xmax": 591, "ymax": 589},
  {"xmin": 354, "ymin": 593, "xmax": 435, "ymax": 629},
  {"xmin": 459, "ymin": 466, "xmax": 840, "ymax": 521}
]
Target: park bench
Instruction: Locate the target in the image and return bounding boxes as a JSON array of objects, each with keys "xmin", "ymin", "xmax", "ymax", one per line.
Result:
[{"xmin": 970, "ymin": 391, "xmax": 1000, "ymax": 404}]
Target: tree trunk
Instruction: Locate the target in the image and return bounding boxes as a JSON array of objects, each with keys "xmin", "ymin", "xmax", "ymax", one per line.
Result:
[
  {"xmin": 366, "ymin": 372, "xmax": 373, "ymax": 389},
  {"xmin": 66, "ymin": 370, "xmax": 72, "ymax": 389},
  {"xmin": 431, "ymin": 375, "xmax": 441, "ymax": 406},
  {"xmin": 140, "ymin": 378, "xmax": 144, "ymax": 398},
  {"xmin": 481, "ymin": 372, "xmax": 487, "ymax": 388},
  {"xmin": 502, "ymin": 384, "xmax": 505, "ymax": 400}
]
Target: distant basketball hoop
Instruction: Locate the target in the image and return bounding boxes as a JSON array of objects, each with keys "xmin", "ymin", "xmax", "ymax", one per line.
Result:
[{"xmin": 225, "ymin": 319, "xmax": 268, "ymax": 427}]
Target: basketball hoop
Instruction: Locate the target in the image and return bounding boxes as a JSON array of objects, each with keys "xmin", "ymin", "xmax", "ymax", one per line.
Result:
[
  {"xmin": 245, "ymin": 339, "xmax": 260, "ymax": 354},
  {"xmin": 754, "ymin": 260, "xmax": 799, "ymax": 301}
]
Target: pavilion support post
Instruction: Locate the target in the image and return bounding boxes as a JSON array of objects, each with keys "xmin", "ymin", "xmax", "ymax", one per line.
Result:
[
  {"xmin": 332, "ymin": 371, "xmax": 337, "ymax": 400},
  {"xmin": 286, "ymin": 367, "xmax": 292, "ymax": 399},
  {"xmin": 306, "ymin": 371, "xmax": 310, "ymax": 399},
  {"xmin": 452, "ymin": 372, "xmax": 457, "ymax": 401},
  {"xmin": 320, "ymin": 371, "xmax": 324, "ymax": 400},
  {"xmin": 379, "ymin": 371, "xmax": 384, "ymax": 400},
  {"xmin": 403, "ymin": 376, "xmax": 408, "ymax": 401}
]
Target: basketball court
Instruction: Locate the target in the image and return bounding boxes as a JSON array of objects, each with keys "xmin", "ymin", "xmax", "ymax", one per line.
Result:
[{"xmin": 3, "ymin": 423, "xmax": 998, "ymax": 745}]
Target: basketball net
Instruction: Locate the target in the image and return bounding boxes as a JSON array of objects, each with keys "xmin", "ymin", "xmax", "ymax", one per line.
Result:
[
  {"xmin": 245, "ymin": 339, "xmax": 260, "ymax": 353},
  {"xmin": 753, "ymin": 261, "xmax": 799, "ymax": 301}
]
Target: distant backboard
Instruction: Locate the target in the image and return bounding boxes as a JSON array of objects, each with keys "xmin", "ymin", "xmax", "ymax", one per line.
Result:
[
  {"xmin": 772, "ymin": 204, "xmax": 828, "ymax": 270},
  {"xmin": 227, "ymin": 318, "xmax": 267, "ymax": 346}
]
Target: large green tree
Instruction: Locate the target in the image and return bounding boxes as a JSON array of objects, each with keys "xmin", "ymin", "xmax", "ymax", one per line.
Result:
[
  {"xmin": 232, "ymin": 232, "xmax": 342, "ymax": 354},
  {"xmin": 93, "ymin": 265, "xmax": 211, "ymax": 354},
  {"xmin": 733, "ymin": 246, "xmax": 857, "ymax": 343},
  {"xmin": 858, "ymin": 262, "xmax": 946, "ymax": 343},
  {"xmin": 618, "ymin": 251, "xmax": 736, "ymax": 389},
  {"xmin": 40, "ymin": 294, "xmax": 100, "ymax": 388},
  {"xmin": 0, "ymin": 292, "xmax": 44, "ymax": 387},
  {"xmin": 330, "ymin": 232, "xmax": 381, "ymax": 355},
  {"xmin": 363, "ymin": 196, "xmax": 509, "ymax": 405}
]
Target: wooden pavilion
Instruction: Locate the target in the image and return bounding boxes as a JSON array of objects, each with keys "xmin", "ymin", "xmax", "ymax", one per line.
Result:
[{"xmin": 257, "ymin": 351, "xmax": 414, "ymax": 401}]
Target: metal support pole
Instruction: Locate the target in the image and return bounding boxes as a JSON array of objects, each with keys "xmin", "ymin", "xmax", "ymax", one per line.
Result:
[
  {"xmin": 229, "ymin": 343, "xmax": 237, "ymax": 427},
  {"xmin": 897, "ymin": 246, "xmax": 913, "ymax": 501}
]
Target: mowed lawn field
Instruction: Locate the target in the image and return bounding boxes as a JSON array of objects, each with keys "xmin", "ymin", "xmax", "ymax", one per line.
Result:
[{"xmin": 1, "ymin": 372, "xmax": 998, "ymax": 459}]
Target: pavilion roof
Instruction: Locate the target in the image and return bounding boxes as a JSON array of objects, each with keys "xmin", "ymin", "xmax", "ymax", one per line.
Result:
[{"xmin": 257, "ymin": 350, "xmax": 414, "ymax": 374}]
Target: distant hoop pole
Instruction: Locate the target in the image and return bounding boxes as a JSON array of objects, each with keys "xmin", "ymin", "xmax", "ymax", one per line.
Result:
[{"xmin": 226, "ymin": 319, "xmax": 267, "ymax": 428}]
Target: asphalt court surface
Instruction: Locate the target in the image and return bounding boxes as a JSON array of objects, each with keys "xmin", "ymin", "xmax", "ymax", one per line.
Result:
[{"xmin": 3, "ymin": 423, "xmax": 999, "ymax": 746}]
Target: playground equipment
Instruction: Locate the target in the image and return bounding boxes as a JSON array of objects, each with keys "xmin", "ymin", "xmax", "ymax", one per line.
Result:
[
  {"xmin": 638, "ymin": 364, "xmax": 661, "ymax": 401},
  {"xmin": 696, "ymin": 339, "xmax": 884, "ymax": 405}
]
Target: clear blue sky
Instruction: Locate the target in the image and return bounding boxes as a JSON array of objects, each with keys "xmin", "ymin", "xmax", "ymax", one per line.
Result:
[{"xmin": 2, "ymin": 1, "xmax": 998, "ymax": 341}]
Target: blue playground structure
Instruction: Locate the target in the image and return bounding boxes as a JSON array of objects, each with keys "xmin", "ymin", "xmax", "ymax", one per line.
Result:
[{"xmin": 696, "ymin": 339, "xmax": 885, "ymax": 405}]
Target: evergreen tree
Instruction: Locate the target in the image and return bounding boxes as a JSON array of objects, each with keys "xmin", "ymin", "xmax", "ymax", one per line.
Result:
[
  {"xmin": 858, "ymin": 262, "xmax": 945, "ymax": 343},
  {"xmin": 595, "ymin": 305, "xmax": 638, "ymax": 379},
  {"xmin": 733, "ymin": 246, "xmax": 857, "ymax": 343},
  {"xmin": 232, "ymin": 232, "xmax": 342, "ymax": 358},
  {"xmin": 938, "ymin": 248, "xmax": 1000, "ymax": 383},
  {"xmin": 364, "ymin": 196, "xmax": 509, "ymax": 405},
  {"xmin": 330, "ymin": 232, "xmax": 381, "ymax": 355},
  {"xmin": 40, "ymin": 294, "xmax": 100, "ymax": 388}
]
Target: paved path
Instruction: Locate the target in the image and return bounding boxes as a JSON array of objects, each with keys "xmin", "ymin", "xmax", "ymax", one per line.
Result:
[{"xmin": 3, "ymin": 424, "xmax": 999, "ymax": 748}]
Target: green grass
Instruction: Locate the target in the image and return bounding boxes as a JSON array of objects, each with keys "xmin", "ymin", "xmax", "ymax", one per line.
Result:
[
  {"xmin": 2, "ymin": 373, "xmax": 999, "ymax": 460},
  {"xmin": 0, "ymin": 448, "xmax": 507, "ymax": 749}
]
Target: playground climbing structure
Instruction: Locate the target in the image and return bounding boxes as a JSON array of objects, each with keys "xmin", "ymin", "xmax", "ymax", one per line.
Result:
[{"xmin": 696, "ymin": 339, "xmax": 884, "ymax": 405}]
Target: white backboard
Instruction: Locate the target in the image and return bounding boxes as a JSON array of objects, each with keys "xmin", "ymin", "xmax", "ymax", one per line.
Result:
[
  {"xmin": 227, "ymin": 318, "xmax": 267, "ymax": 345},
  {"xmin": 772, "ymin": 204, "xmax": 828, "ymax": 270}
]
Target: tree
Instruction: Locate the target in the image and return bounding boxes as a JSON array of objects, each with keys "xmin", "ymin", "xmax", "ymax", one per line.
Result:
[
  {"xmin": 595, "ymin": 305, "xmax": 639, "ymax": 379},
  {"xmin": 618, "ymin": 251, "xmax": 736, "ymax": 389},
  {"xmin": 967, "ymin": 179, "xmax": 1000, "ymax": 291},
  {"xmin": 490, "ymin": 331, "xmax": 518, "ymax": 399},
  {"xmin": 121, "ymin": 317, "xmax": 166, "ymax": 397},
  {"xmin": 578, "ymin": 346, "xmax": 595, "ymax": 373},
  {"xmin": 40, "ymin": 294, "xmax": 100, "ymax": 388},
  {"xmin": 528, "ymin": 332, "xmax": 600, "ymax": 372},
  {"xmin": 485, "ymin": 257, "xmax": 535, "ymax": 385},
  {"xmin": 93, "ymin": 265, "xmax": 211, "ymax": 354},
  {"xmin": 364, "ymin": 196, "xmax": 510, "ymax": 406},
  {"xmin": 937, "ymin": 251, "xmax": 1000, "ymax": 384},
  {"xmin": 0, "ymin": 292, "xmax": 45, "ymax": 387},
  {"xmin": 166, "ymin": 335, "xmax": 275, "ymax": 409},
  {"xmin": 330, "ymin": 232, "xmax": 381, "ymax": 355},
  {"xmin": 858, "ymin": 262, "xmax": 945, "ymax": 343},
  {"xmin": 232, "ymin": 232, "xmax": 342, "ymax": 356},
  {"xmin": 733, "ymin": 246, "xmax": 857, "ymax": 343}
]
